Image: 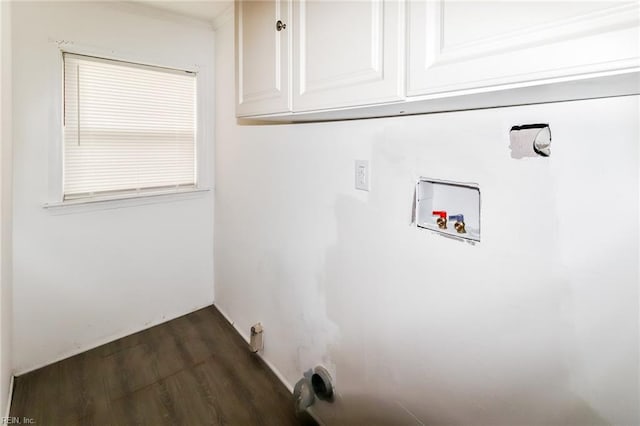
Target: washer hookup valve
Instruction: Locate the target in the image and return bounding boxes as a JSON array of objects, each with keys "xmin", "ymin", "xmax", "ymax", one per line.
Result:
[
  {"xmin": 432, "ymin": 211, "xmax": 448, "ymax": 229},
  {"xmin": 449, "ymin": 214, "xmax": 466, "ymax": 234}
]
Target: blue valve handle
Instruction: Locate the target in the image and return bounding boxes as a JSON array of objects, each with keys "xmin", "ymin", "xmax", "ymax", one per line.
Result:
[{"xmin": 449, "ymin": 214, "xmax": 464, "ymax": 222}]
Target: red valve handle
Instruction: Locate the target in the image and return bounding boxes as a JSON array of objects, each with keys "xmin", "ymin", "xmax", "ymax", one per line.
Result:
[{"xmin": 432, "ymin": 211, "xmax": 447, "ymax": 219}]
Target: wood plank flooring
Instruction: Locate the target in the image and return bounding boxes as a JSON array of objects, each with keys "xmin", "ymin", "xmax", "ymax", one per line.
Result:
[{"xmin": 10, "ymin": 305, "xmax": 315, "ymax": 426}]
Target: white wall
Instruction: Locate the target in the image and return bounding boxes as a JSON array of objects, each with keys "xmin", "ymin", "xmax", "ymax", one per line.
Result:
[
  {"xmin": 0, "ymin": 0, "xmax": 14, "ymax": 415},
  {"xmin": 12, "ymin": 2, "xmax": 215, "ymax": 374},
  {"xmin": 215, "ymin": 21, "xmax": 639, "ymax": 426}
]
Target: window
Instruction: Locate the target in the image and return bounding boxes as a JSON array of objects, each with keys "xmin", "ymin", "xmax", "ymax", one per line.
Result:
[{"xmin": 63, "ymin": 53, "xmax": 196, "ymax": 200}]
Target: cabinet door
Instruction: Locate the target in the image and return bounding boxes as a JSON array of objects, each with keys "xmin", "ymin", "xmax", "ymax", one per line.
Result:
[
  {"xmin": 236, "ymin": 0, "xmax": 292, "ymax": 116},
  {"xmin": 293, "ymin": 0, "xmax": 404, "ymax": 112},
  {"xmin": 407, "ymin": 1, "xmax": 640, "ymax": 96}
]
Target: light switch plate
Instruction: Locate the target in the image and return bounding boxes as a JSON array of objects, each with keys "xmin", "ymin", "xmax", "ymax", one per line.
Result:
[{"xmin": 355, "ymin": 160, "xmax": 369, "ymax": 191}]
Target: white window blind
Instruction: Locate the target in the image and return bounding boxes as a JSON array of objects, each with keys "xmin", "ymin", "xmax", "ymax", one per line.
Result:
[{"xmin": 63, "ymin": 53, "xmax": 196, "ymax": 200}]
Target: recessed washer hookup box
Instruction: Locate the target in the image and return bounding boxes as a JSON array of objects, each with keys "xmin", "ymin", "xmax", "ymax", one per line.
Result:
[{"xmin": 414, "ymin": 178, "xmax": 481, "ymax": 243}]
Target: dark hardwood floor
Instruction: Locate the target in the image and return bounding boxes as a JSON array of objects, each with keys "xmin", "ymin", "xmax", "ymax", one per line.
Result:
[{"xmin": 10, "ymin": 305, "xmax": 315, "ymax": 426}]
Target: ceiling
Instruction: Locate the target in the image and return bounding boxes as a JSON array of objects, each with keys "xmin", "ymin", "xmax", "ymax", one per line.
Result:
[{"xmin": 138, "ymin": 1, "xmax": 232, "ymax": 24}]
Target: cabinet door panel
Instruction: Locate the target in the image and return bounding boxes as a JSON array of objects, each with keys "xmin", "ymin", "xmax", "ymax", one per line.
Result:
[
  {"xmin": 407, "ymin": 0, "xmax": 640, "ymax": 96},
  {"xmin": 236, "ymin": 0, "xmax": 291, "ymax": 116},
  {"xmin": 293, "ymin": 0, "xmax": 404, "ymax": 112}
]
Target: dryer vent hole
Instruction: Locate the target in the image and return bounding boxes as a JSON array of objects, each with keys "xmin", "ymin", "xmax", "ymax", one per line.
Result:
[{"xmin": 311, "ymin": 368, "xmax": 333, "ymax": 400}]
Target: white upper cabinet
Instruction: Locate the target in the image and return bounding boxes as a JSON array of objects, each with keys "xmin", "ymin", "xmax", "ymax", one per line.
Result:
[
  {"xmin": 292, "ymin": 0, "xmax": 404, "ymax": 112},
  {"xmin": 234, "ymin": 0, "xmax": 639, "ymax": 120},
  {"xmin": 236, "ymin": 0, "xmax": 292, "ymax": 116},
  {"xmin": 407, "ymin": 1, "xmax": 640, "ymax": 96}
]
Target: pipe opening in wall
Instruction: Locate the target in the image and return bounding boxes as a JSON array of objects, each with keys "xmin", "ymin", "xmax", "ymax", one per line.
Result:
[
  {"xmin": 311, "ymin": 366, "xmax": 334, "ymax": 401},
  {"xmin": 509, "ymin": 123, "xmax": 551, "ymax": 158}
]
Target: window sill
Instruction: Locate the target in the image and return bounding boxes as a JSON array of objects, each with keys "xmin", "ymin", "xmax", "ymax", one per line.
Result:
[{"xmin": 43, "ymin": 188, "xmax": 211, "ymax": 214}]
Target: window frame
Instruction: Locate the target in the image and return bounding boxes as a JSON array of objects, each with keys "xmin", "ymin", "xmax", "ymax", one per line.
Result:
[
  {"xmin": 61, "ymin": 52, "xmax": 199, "ymax": 200},
  {"xmin": 45, "ymin": 44, "xmax": 211, "ymax": 210}
]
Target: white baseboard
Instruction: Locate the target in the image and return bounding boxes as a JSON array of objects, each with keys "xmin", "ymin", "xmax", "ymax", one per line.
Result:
[
  {"xmin": 4, "ymin": 374, "xmax": 13, "ymax": 419},
  {"xmin": 15, "ymin": 302, "xmax": 214, "ymax": 375},
  {"xmin": 213, "ymin": 304, "xmax": 325, "ymax": 425},
  {"xmin": 213, "ymin": 303, "xmax": 294, "ymax": 393}
]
